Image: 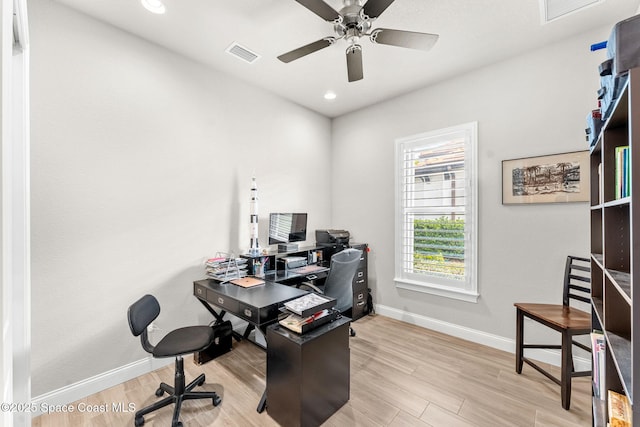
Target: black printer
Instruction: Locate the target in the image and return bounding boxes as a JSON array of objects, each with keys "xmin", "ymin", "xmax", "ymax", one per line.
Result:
[{"xmin": 315, "ymin": 229, "xmax": 350, "ymax": 245}]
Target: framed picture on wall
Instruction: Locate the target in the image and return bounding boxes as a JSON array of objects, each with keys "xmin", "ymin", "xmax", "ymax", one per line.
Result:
[{"xmin": 502, "ymin": 150, "xmax": 590, "ymax": 204}]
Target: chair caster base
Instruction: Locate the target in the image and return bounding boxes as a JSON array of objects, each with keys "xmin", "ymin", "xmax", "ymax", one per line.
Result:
[
  {"xmin": 213, "ymin": 395, "xmax": 222, "ymax": 406},
  {"xmin": 134, "ymin": 415, "xmax": 145, "ymax": 426}
]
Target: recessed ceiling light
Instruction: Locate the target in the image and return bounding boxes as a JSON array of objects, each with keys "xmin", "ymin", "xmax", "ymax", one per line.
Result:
[
  {"xmin": 324, "ymin": 91, "xmax": 337, "ymax": 101},
  {"xmin": 141, "ymin": 0, "xmax": 166, "ymax": 14}
]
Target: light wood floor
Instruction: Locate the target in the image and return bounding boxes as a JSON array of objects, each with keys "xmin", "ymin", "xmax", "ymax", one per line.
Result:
[{"xmin": 33, "ymin": 315, "xmax": 592, "ymax": 426}]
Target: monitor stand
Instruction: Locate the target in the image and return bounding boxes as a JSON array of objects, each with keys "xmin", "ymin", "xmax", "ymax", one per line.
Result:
[{"xmin": 278, "ymin": 243, "xmax": 299, "ymax": 253}]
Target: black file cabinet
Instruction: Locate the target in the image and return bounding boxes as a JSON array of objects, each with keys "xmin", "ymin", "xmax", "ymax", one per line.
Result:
[
  {"xmin": 318, "ymin": 242, "xmax": 369, "ymax": 321},
  {"xmin": 349, "ymin": 243, "xmax": 368, "ymax": 320},
  {"xmin": 266, "ymin": 317, "xmax": 350, "ymax": 427}
]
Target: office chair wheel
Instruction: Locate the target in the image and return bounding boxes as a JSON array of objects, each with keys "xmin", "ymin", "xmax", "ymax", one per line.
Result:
[
  {"xmin": 172, "ymin": 422, "xmax": 182, "ymax": 427},
  {"xmin": 213, "ymin": 395, "xmax": 222, "ymax": 406},
  {"xmin": 134, "ymin": 415, "xmax": 145, "ymax": 426},
  {"xmin": 197, "ymin": 375, "xmax": 206, "ymax": 387},
  {"xmin": 155, "ymin": 387, "xmax": 164, "ymax": 397},
  {"xmin": 349, "ymin": 327, "xmax": 356, "ymax": 337}
]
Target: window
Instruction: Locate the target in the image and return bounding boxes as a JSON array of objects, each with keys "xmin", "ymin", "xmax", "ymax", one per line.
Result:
[{"xmin": 394, "ymin": 122, "xmax": 478, "ymax": 302}]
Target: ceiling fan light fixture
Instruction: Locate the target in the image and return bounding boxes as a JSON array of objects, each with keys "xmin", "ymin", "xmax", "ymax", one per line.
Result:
[{"xmin": 141, "ymin": 0, "xmax": 166, "ymax": 15}]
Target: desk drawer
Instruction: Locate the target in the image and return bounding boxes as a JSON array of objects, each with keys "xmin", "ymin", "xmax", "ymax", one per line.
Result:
[
  {"xmin": 237, "ymin": 301, "xmax": 259, "ymax": 324},
  {"xmin": 194, "ymin": 283, "xmax": 208, "ymax": 299},
  {"xmin": 207, "ymin": 289, "xmax": 240, "ymax": 314}
]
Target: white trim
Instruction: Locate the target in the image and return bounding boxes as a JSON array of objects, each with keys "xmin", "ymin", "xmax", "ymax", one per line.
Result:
[
  {"xmin": 31, "ymin": 357, "xmax": 173, "ymax": 417},
  {"xmin": 2, "ymin": 1, "xmax": 29, "ymax": 426},
  {"xmin": 374, "ymin": 304, "xmax": 590, "ymax": 372},
  {"xmin": 395, "ymin": 277, "xmax": 479, "ymax": 302}
]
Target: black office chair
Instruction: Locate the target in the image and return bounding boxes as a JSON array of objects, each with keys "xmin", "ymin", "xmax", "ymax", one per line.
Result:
[
  {"xmin": 303, "ymin": 248, "xmax": 362, "ymax": 336},
  {"xmin": 127, "ymin": 294, "xmax": 222, "ymax": 427}
]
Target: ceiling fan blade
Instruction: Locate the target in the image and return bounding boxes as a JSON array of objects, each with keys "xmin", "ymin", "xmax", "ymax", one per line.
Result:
[
  {"xmin": 370, "ymin": 28, "xmax": 439, "ymax": 51},
  {"xmin": 294, "ymin": 0, "xmax": 340, "ymax": 22},
  {"xmin": 362, "ymin": 0, "xmax": 396, "ymax": 19},
  {"xmin": 278, "ymin": 38, "xmax": 335, "ymax": 63},
  {"xmin": 346, "ymin": 45, "xmax": 363, "ymax": 82}
]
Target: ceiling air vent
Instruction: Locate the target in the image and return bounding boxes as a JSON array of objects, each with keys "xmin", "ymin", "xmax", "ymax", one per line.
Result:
[
  {"xmin": 540, "ymin": 0, "xmax": 604, "ymax": 23},
  {"xmin": 225, "ymin": 42, "xmax": 260, "ymax": 64}
]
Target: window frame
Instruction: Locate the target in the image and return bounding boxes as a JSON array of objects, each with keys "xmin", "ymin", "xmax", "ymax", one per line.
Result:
[{"xmin": 394, "ymin": 122, "xmax": 479, "ymax": 303}]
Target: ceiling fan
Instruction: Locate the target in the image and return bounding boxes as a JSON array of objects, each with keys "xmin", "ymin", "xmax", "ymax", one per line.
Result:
[{"xmin": 278, "ymin": 0, "xmax": 439, "ymax": 82}]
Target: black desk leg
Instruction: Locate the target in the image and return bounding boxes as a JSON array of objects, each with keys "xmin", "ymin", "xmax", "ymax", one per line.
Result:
[
  {"xmin": 257, "ymin": 391, "xmax": 267, "ymax": 413},
  {"xmin": 198, "ymin": 299, "xmax": 226, "ymax": 323},
  {"xmin": 256, "ymin": 325, "xmax": 269, "ymax": 412},
  {"xmin": 197, "ymin": 299, "xmax": 243, "ymax": 342}
]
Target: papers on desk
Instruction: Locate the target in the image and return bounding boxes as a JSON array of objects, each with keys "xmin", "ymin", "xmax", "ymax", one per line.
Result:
[
  {"xmin": 283, "ymin": 293, "xmax": 335, "ymax": 317},
  {"xmin": 205, "ymin": 256, "xmax": 248, "ymax": 281},
  {"xmin": 279, "ymin": 293, "xmax": 338, "ymax": 333}
]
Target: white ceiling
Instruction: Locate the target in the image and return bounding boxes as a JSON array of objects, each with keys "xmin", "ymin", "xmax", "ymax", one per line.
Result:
[{"xmin": 51, "ymin": 0, "xmax": 640, "ymax": 118}]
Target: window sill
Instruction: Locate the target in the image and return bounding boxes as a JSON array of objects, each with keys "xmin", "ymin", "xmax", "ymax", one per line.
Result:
[{"xmin": 394, "ymin": 278, "xmax": 479, "ymax": 303}]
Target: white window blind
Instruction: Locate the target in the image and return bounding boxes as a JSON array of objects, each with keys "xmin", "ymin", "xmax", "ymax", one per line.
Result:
[{"xmin": 394, "ymin": 122, "xmax": 478, "ymax": 302}]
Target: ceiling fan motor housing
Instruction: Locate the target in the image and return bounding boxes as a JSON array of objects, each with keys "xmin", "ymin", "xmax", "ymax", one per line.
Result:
[{"xmin": 335, "ymin": 3, "xmax": 372, "ymax": 41}]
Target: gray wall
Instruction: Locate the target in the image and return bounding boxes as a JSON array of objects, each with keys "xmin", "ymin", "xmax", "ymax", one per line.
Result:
[
  {"xmin": 29, "ymin": 0, "xmax": 332, "ymax": 396},
  {"xmin": 330, "ymin": 28, "xmax": 607, "ymax": 340}
]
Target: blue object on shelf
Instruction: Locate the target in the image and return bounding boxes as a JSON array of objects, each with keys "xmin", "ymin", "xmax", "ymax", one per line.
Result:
[{"xmin": 591, "ymin": 41, "xmax": 607, "ymax": 51}]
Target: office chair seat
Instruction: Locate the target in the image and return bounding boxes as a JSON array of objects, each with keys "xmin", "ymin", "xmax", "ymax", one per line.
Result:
[
  {"xmin": 153, "ymin": 326, "xmax": 215, "ymax": 358},
  {"xmin": 128, "ymin": 294, "xmax": 222, "ymax": 427}
]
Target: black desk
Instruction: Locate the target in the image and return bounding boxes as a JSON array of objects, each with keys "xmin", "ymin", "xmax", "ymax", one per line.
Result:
[
  {"xmin": 194, "ymin": 279, "xmax": 307, "ymax": 328},
  {"xmin": 193, "ymin": 278, "xmax": 309, "ymax": 412}
]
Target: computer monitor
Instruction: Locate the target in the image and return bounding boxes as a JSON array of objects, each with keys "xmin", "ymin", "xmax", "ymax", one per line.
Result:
[{"xmin": 268, "ymin": 213, "xmax": 308, "ymax": 245}]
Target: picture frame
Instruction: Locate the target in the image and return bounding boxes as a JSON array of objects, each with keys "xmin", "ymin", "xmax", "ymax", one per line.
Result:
[{"xmin": 502, "ymin": 150, "xmax": 590, "ymax": 205}]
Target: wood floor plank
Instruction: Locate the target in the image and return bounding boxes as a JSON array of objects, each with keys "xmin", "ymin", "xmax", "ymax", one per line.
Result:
[
  {"xmin": 389, "ymin": 409, "xmax": 434, "ymax": 427},
  {"xmin": 32, "ymin": 314, "xmax": 592, "ymax": 426}
]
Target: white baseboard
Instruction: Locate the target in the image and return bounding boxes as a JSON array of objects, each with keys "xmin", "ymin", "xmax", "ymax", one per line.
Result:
[
  {"xmin": 31, "ymin": 357, "xmax": 172, "ymax": 418},
  {"xmin": 374, "ymin": 304, "xmax": 591, "ymax": 372}
]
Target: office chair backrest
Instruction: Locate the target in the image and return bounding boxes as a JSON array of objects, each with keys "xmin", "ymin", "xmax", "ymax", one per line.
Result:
[
  {"xmin": 128, "ymin": 294, "xmax": 160, "ymax": 354},
  {"xmin": 562, "ymin": 256, "xmax": 591, "ymax": 307},
  {"xmin": 323, "ymin": 248, "xmax": 363, "ymax": 314}
]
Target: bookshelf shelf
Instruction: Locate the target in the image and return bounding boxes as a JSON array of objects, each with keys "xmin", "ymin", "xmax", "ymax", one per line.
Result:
[
  {"xmin": 590, "ymin": 67, "xmax": 639, "ymax": 425},
  {"xmin": 604, "ymin": 269, "xmax": 632, "ymax": 303},
  {"xmin": 603, "ymin": 197, "xmax": 631, "ymax": 207}
]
